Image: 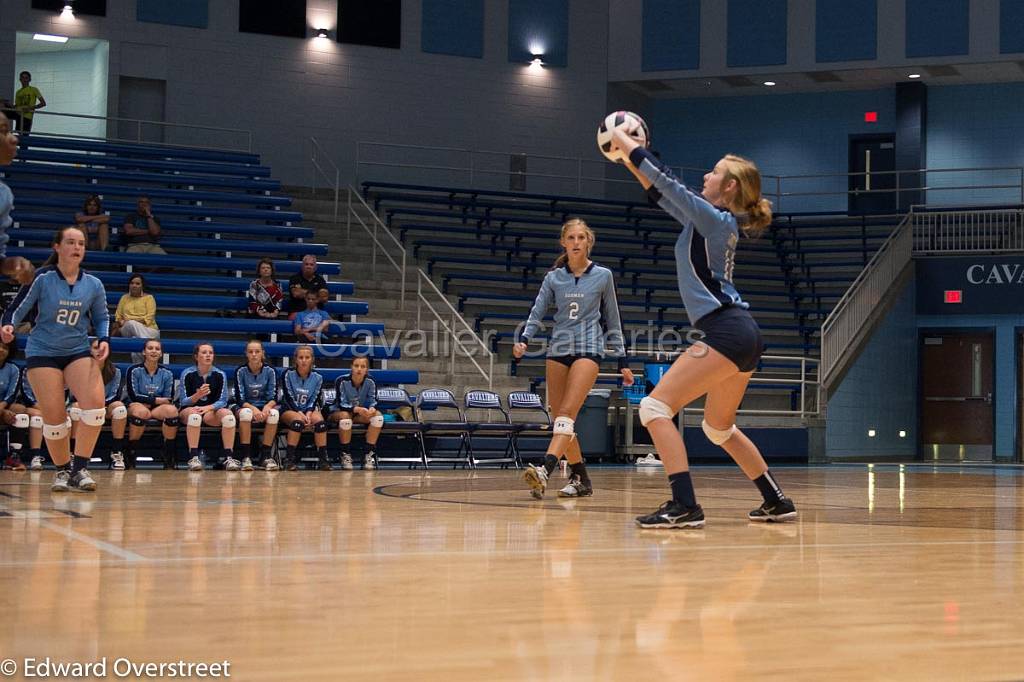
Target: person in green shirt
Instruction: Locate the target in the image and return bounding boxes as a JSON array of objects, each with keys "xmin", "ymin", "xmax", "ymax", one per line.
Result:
[{"xmin": 10, "ymin": 71, "xmax": 45, "ymax": 133}]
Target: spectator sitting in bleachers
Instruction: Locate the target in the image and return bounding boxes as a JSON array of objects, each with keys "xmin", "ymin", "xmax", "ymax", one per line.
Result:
[
  {"xmin": 70, "ymin": 356, "xmax": 127, "ymax": 470},
  {"xmin": 112, "ymin": 274, "xmax": 159, "ymax": 363},
  {"xmin": 233, "ymin": 340, "xmax": 281, "ymax": 471},
  {"xmin": 247, "ymin": 258, "xmax": 285, "ymax": 319},
  {"xmin": 123, "ymin": 196, "xmax": 167, "ymax": 255},
  {"xmin": 125, "ymin": 339, "xmax": 179, "ymax": 469},
  {"xmin": 327, "ymin": 355, "xmax": 382, "ymax": 471},
  {"xmin": 280, "ymin": 345, "xmax": 328, "ymax": 471},
  {"xmin": 0, "ymin": 340, "xmax": 29, "ymax": 471},
  {"xmin": 293, "ymin": 289, "xmax": 331, "ymax": 342},
  {"xmin": 177, "ymin": 342, "xmax": 235, "ymax": 472},
  {"xmin": 286, "ymin": 254, "xmax": 329, "ymax": 319},
  {"xmin": 75, "ymin": 194, "xmax": 111, "ymax": 252}
]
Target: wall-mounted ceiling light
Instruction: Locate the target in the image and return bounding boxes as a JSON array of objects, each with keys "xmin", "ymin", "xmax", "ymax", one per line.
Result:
[
  {"xmin": 763, "ymin": 80, "xmax": 776, "ymax": 87},
  {"xmin": 908, "ymin": 73, "xmax": 921, "ymax": 79},
  {"xmin": 315, "ymin": 27, "xmax": 329, "ymax": 39},
  {"xmin": 33, "ymin": 33, "xmax": 69, "ymax": 43},
  {"xmin": 867, "ymin": 429, "xmax": 877, "ymax": 438}
]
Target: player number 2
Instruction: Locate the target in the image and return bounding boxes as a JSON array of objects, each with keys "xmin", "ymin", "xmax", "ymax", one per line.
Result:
[
  {"xmin": 56, "ymin": 308, "xmax": 80, "ymax": 326},
  {"xmin": 568, "ymin": 302, "xmax": 579, "ymax": 320}
]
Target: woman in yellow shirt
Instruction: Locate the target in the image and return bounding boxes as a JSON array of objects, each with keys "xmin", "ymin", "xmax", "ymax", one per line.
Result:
[{"xmin": 113, "ymin": 274, "xmax": 159, "ymax": 362}]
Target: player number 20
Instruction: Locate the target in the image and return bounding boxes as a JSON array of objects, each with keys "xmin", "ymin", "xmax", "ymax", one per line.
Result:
[
  {"xmin": 568, "ymin": 302, "xmax": 579, "ymax": 320},
  {"xmin": 56, "ymin": 308, "xmax": 80, "ymax": 326}
]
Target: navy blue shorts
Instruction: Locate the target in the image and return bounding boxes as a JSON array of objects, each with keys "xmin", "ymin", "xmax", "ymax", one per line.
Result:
[
  {"xmin": 694, "ymin": 306, "xmax": 764, "ymax": 373},
  {"xmin": 26, "ymin": 350, "xmax": 94, "ymax": 371},
  {"xmin": 546, "ymin": 354, "xmax": 602, "ymax": 369}
]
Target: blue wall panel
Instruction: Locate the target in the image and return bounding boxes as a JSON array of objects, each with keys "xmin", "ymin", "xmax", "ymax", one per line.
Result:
[
  {"xmin": 816, "ymin": 0, "xmax": 876, "ymax": 62},
  {"xmin": 906, "ymin": 0, "xmax": 968, "ymax": 58},
  {"xmin": 642, "ymin": 0, "xmax": 700, "ymax": 72},
  {"xmin": 137, "ymin": 0, "xmax": 207, "ymax": 28},
  {"xmin": 727, "ymin": 0, "xmax": 787, "ymax": 67},
  {"xmin": 508, "ymin": 0, "xmax": 568, "ymax": 67},
  {"xmin": 1001, "ymin": 0, "xmax": 1024, "ymax": 54},
  {"xmin": 422, "ymin": 0, "xmax": 484, "ymax": 58}
]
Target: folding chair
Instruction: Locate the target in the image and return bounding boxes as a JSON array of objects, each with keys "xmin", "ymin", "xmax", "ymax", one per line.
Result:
[
  {"xmin": 418, "ymin": 388, "xmax": 472, "ymax": 469},
  {"xmin": 464, "ymin": 389, "xmax": 519, "ymax": 468},
  {"xmin": 374, "ymin": 386, "xmax": 428, "ymax": 468},
  {"xmin": 506, "ymin": 391, "xmax": 552, "ymax": 465}
]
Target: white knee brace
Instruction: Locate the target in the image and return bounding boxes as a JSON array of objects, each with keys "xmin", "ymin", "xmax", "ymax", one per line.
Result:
[
  {"xmin": 701, "ymin": 420, "xmax": 736, "ymax": 445},
  {"xmin": 111, "ymin": 405, "xmax": 128, "ymax": 420},
  {"xmin": 338, "ymin": 418, "xmax": 353, "ymax": 431},
  {"xmin": 30, "ymin": 415, "xmax": 43, "ymax": 430},
  {"xmin": 187, "ymin": 413, "xmax": 203, "ymax": 428},
  {"xmin": 638, "ymin": 396, "xmax": 674, "ymax": 426},
  {"xmin": 221, "ymin": 413, "xmax": 236, "ymax": 428},
  {"xmin": 369, "ymin": 415, "xmax": 384, "ymax": 428},
  {"xmin": 237, "ymin": 408, "xmax": 253, "ymax": 423},
  {"xmin": 13, "ymin": 414, "xmax": 29, "ymax": 429},
  {"xmin": 80, "ymin": 408, "xmax": 106, "ymax": 426},
  {"xmin": 69, "ymin": 406, "xmax": 82, "ymax": 422},
  {"xmin": 266, "ymin": 408, "xmax": 280, "ymax": 424},
  {"xmin": 553, "ymin": 416, "xmax": 575, "ymax": 438},
  {"xmin": 43, "ymin": 421, "xmax": 69, "ymax": 441}
]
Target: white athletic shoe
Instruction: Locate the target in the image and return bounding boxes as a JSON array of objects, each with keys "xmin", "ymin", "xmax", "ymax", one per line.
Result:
[
  {"xmin": 340, "ymin": 453, "xmax": 354, "ymax": 470},
  {"xmin": 51, "ymin": 469, "xmax": 70, "ymax": 492},
  {"xmin": 364, "ymin": 451, "xmax": 376, "ymax": 470},
  {"xmin": 523, "ymin": 464, "xmax": 548, "ymax": 499},
  {"xmin": 241, "ymin": 457, "xmax": 254, "ymax": 471},
  {"xmin": 634, "ymin": 453, "xmax": 663, "ymax": 467},
  {"xmin": 30, "ymin": 455, "xmax": 45, "ymax": 471},
  {"xmin": 263, "ymin": 458, "xmax": 279, "ymax": 472},
  {"xmin": 224, "ymin": 457, "xmax": 241, "ymax": 471},
  {"xmin": 187, "ymin": 456, "xmax": 203, "ymax": 472},
  {"xmin": 110, "ymin": 452, "xmax": 126, "ymax": 471}
]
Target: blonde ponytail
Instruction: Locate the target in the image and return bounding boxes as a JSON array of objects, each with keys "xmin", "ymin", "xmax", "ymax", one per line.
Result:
[
  {"xmin": 550, "ymin": 217, "xmax": 595, "ymax": 270},
  {"xmin": 720, "ymin": 154, "xmax": 773, "ymax": 238}
]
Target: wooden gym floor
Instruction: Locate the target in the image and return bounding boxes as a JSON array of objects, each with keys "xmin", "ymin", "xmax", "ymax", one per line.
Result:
[{"xmin": 3, "ymin": 464, "xmax": 1024, "ymax": 681}]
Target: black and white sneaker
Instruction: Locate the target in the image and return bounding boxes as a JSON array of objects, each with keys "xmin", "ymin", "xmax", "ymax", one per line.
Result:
[
  {"xmin": 523, "ymin": 464, "xmax": 549, "ymax": 499},
  {"xmin": 748, "ymin": 498, "xmax": 798, "ymax": 522},
  {"xmin": 557, "ymin": 475, "xmax": 593, "ymax": 498},
  {"xmin": 68, "ymin": 469, "xmax": 97, "ymax": 493},
  {"xmin": 51, "ymin": 469, "xmax": 71, "ymax": 492},
  {"xmin": 635, "ymin": 500, "xmax": 705, "ymax": 529}
]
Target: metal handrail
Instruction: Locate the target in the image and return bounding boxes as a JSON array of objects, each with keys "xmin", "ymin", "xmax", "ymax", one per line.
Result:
[
  {"xmin": 911, "ymin": 208, "xmax": 1024, "ymax": 254},
  {"xmin": 820, "ymin": 212, "xmax": 914, "ymax": 387},
  {"xmin": 310, "ymin": 137, "xmax": 341, "ymax": 223},
  {"xmin": 31, "ymin": 110, "xmax": 253, "ymax": 152},
  {"xmin": 345, "ymin": 187, "xmax": 406, "ymax": 309},
  {"xmin": 416, "ymin": 270, "xmax": 495, "ymax": 389}
]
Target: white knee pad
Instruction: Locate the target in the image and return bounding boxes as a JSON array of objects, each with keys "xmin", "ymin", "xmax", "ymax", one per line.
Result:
[
  {"xmin": 111, "ymin": 405, "xmax": 127, "ymax": 420},
  {"xmin": 338, "ymin": 418, "xmax": 353, "ymax": 431},
  {"xmin": 266, "ymin": 408, "xmax": 280, "ymax": 425},
  {"xmin": 237, "ymin": 408, "xmax": 253, "ymax": 423},
  {"xmin": 369, "ymin": 415, "xmax": 384, "ymax": 428},
  {"xmin": 638, "ymin": 396, "xmax": 673, "ymax": 426},
  {"xmin": 187, "ymin": 413, "xmax": 203, "ymax": 428},
  {"xmin": 221, "ymin": 413, "xmax": 236, "ymax": 428},
  {"xmin": 13, "ymin": 414, "xmax": 29, "ymax": 429},
  {"xmin": 553, "ymin": 416, "xmax": 575, "ymax": 438},
  {"xmin": 42, "ymin": 421, "xmax": 69, "ymax": 441},
  {"xmin": 701, "ymin": 420, "xmax": 736, "ymax": 446},
  {"xmin": 80, "ymin": 408, "xmax": 106, "ymax": 426},
  {"xmin": 69, "ymin": 406, "xmax": 82, "ymax": 422},
  {"xmin": 30, "ymin": 415, "xmax": 43, "ymax": 430}
]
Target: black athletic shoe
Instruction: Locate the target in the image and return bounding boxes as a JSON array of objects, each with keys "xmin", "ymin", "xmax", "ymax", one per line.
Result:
[
  {"xmin": 318, "ymin": 456, "xmax": 332, "ymax": 471},
  {"xmin": 748, "ymin": 498, "xmax": 798, "ymax": 522},
  {"xmin": 557, "ymin": 475, "xmax": 593, "ymax": 498},
  {"xmin": 635, "ymin": 500, "xmax": 705, "ymax": 529},
  {"xmin": 286, "ymin": 459, "xmax": 299, "ymax": 471}
]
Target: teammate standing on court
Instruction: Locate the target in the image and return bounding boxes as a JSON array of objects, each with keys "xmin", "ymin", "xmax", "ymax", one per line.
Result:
[
  {"xmin": 609, "ymin": 125, "xmax": 797, "ymax": 528},
  {"xmin": 1, "ymin": 226, "xmax": 110, "ymax": 492},
  {"xmin": 514, "ymin": 217, "xmax": 634, "ymax": 499}
]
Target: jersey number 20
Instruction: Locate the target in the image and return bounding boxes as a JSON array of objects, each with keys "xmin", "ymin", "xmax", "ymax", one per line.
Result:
[{"xmin": 56, "ymin": 308, "xmax": 81, "ymax": 326}]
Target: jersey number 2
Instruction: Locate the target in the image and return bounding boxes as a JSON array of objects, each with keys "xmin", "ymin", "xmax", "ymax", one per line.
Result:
[
  {"xmin": 56, "ymin": 308, "xmax": 80, "ymax": 326},
  {"xmin": 568, "ymin": 302, "xmax": 579, "ymax": 320}
]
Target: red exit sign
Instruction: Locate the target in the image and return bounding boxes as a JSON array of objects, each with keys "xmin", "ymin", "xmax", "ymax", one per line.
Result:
[
  {"xmin": 944, "ymin": 290, "xmax": 962, "ymax": 304},
  {"xmin": 864, "ymin": 111, "xmax": 878, "ymax": 122}
]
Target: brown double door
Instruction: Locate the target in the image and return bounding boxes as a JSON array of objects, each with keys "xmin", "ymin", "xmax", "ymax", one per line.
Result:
[{"xmin": 920, "ymin": 332, "xmax": 994, "ymax": 461}]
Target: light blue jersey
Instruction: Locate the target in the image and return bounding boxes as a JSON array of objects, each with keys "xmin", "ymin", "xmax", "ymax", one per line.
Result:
[
  {"xmin": 103, "ymin": 366, "xmax": 123, "ymax": 405},
  {"xmin": 282, "ymin": 369, "xmax": 324, "ymax": 412},
  {"xmin": 233, "ymin": 364, "xmax": 278, "ymax": 409},
  {"xmin": 126, "ymin": 363, "xmax": 175, "ymax": 406},
  {"xmin": 0, "ymin": 362, "xmax": 22, "ymax": 404},
  {"xmin": 0, "ymin": 181, "xmax": 11, "ymax": 259},
  {"xmin": 2, "ymin": 266, "xmax": 110, "ymax": 357},
  {"xmin": 519, "ymin": 262, "xmax": 626, "ymax": 363},
  {"xmin": 333, "ymin": 375, "xmax": 377, "ymax": 411},
  {"xmin": 631, "ymin": 148, "xmax": 748, "ymax": 326}
]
